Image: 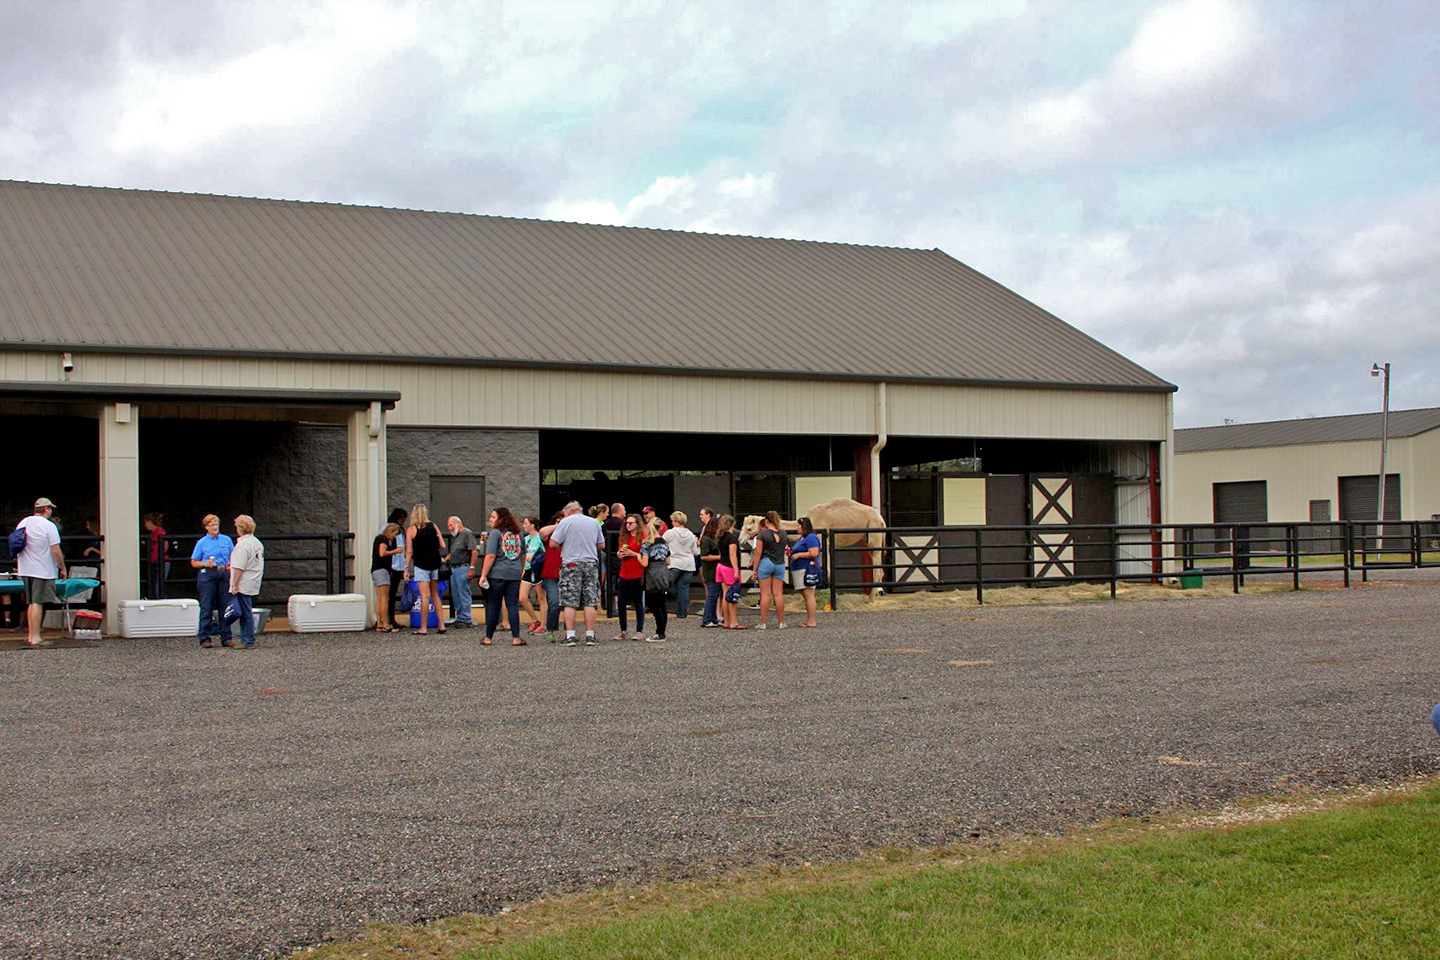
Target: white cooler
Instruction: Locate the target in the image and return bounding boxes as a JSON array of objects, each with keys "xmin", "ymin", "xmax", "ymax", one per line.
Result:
[
  {"xmin": 287, "ymin": 593, "xmax": 367, "ymax": 632},
  {"xmin": 118, "ymin": 598, "xmax": 200, "ymax": 638}
]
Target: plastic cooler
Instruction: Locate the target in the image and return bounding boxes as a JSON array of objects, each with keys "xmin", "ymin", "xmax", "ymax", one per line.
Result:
[
  {"xmin": 118, "ymin": 598, "xmax": 200, "ymax": 638},
  {"xmin": 287, "ymin": 593, "xmax": 367, "ymax": 632}
]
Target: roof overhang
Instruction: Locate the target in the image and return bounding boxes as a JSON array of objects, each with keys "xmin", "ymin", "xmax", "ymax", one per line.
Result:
[
  {"xmin": 0, "ymin": 380, "xmax": 400, "ymax": 409},
  {"xmin": 0, "ymin": 342, "xmax": 1179, "ymax": 394}
]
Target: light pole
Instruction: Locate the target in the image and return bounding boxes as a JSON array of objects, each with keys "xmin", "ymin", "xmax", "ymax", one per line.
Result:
[{"xmin": 1371, "ymin": 362, "xmax": 1390, "ymax": 552}]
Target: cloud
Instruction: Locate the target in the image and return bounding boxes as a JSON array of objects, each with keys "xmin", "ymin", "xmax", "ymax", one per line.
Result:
[{"xmin": 1, "ymin": 0, "xmax": 1438, "ymax": 429}]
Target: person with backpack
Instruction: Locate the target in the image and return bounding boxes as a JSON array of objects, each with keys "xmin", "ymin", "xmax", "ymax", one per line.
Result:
[
  {"xmin": 637, "ymin": 517, "xmax": 672, "ymax": 642},
  {"xmin": 12, "ymin": 497, "xmax": 65, "ymax": 647}
]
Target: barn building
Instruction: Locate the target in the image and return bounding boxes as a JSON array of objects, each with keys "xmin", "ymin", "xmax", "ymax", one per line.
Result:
[
  {"xmin": 1174, "ymin": 408, "xmax": 1440, "ymax": 530},
  {"xmin": 0, "ymin": 180, "xmax": 1176, "ymax": 630}
]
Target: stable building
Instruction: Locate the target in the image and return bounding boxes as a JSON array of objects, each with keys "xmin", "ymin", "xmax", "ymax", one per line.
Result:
[
  {"xmin": 1174, "ymin": 408, "xmax": 1440, "ymax": 528},
  {"xmin": 0, "ymin": 180, "xmax": 1177, "ymax": 630}
]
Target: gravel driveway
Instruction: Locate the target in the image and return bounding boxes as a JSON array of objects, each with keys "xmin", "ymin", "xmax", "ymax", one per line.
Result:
[{"xmin": 2, "ymin": 581, "xmax": 1438, "ymax": 959}]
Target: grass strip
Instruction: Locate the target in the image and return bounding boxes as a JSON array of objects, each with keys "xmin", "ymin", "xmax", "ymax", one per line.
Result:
[{"xmin": 297, "ymin": 782, "xmax": 1440, "ymax": 959}]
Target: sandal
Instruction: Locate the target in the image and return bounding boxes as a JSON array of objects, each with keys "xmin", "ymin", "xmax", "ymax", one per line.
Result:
[
  {"xmin": 512, "ymin": 637, "xmax": 527, "ymax": 646},
  {"xmin": 481, "ymin": 637, "xmax": 493, "ymax": 646}
]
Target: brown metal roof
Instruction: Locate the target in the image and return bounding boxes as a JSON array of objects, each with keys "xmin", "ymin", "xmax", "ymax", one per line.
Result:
[
  {"xmin": 1176, "ymin": 407, "xmax": 1440, "ymax": 453},
  {"xmin": 0, "ymin": 180, "xmax": 1174, "ymax": 391}
]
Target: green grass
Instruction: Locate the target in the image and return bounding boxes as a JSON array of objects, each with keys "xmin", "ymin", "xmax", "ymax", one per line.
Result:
[{"xmin": 303, "ymin": 783, "xmax": 1440, "ymax": 959}]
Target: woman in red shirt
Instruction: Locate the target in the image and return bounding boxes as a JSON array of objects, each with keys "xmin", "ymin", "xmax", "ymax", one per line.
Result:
[{"xmin": 614, "ymin": 513, "xmax": 647, "ymax": 640}]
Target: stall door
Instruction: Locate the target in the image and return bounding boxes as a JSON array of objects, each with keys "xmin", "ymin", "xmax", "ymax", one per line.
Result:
[{"xmin": 1029, "ymin": 476, "xmax": 1075, "ymax": 579}]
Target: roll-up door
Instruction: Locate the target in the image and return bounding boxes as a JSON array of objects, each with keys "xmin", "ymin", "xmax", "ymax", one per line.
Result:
[
  {"xmin": 1213, "ymin": 481, "xmax": 1267, "ymax": 523},
  {"xmin": 1338, "ymin": 474, "xmax": 1400, "ymax": 521}
]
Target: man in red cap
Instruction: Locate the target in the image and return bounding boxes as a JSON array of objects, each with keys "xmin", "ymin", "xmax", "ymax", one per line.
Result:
[{"xmin": 642, "ymin": 506, "xmax": 668, "ymax": 535}]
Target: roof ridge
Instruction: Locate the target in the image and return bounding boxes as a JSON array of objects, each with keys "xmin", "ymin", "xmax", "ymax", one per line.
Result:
[
  {"xmin": 1178, "ymin": 406, "xmax": 1440, "ymax": 431},
  {"xmin": 0, "ymin": 178, "xmax": 933, "ymax": 253}
]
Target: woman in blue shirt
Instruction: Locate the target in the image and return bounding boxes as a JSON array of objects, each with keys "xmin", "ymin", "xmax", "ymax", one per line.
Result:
[
  {"xmin": 190, "ymin": 513, "xmax": 235, "ymax": 647},
  {"xmin": 790, "ymin": 516, "xmax": 823, "ymax": 628}
]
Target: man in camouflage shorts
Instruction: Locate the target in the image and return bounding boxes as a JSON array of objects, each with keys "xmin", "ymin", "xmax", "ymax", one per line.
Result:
[{"xmin": 546, "ymin": 501, "xmax": 605, "ymax": 646}]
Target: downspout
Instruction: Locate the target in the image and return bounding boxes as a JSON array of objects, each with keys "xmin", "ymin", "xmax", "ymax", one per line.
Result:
[{"xmin": 871, "ymin": 382, "xmax": 888, "ymax": 511}]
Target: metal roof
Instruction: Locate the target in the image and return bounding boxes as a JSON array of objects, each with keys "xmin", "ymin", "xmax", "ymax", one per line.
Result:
[
  {"xmin": 0, "ymin": 180, "xmax": 1173, "ymax": 392},
  {"xmin": 1175, "ymin": 407, "xmax": 1440, "ymax": 453}
]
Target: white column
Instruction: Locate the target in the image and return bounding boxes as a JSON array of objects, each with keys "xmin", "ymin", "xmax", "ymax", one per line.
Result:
[
  {"xmin": 1161, "ymin": 393, "xmax": 1177, "ymax": 576},
  {"xmin": 346, "ymin": 403, "xmax": 387, "ymax": 620},
  {"xmin": 99, "ymin": 402, "xmax": 141, "ymax": 635}
]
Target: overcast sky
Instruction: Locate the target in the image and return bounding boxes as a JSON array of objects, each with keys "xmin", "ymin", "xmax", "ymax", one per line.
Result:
[{"xmin": 2, "ymin": 0, "xmax": 1436, "ymax": 427}]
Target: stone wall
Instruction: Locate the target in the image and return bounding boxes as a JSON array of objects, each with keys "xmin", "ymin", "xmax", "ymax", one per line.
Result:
[{"xmin": 386, "ymin": 427, "xmax": 540, "ymax": 523}]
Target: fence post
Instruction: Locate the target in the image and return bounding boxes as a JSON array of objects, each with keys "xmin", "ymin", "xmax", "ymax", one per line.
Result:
[
  {"xmin": 974, "ymin": 529, "xmax": 984, "ymax": 605},
  {"xmin": 1109, "ymin": 525, "xmax": 1118, "ymax": 600},
  {"xmin": 325, "ymin": 534, "xmax": 336, "ymax": 595},
  {"xmin": 1289, "ymin": 524, "xmax": 1299, "ymax": 592},
  {"xmin": 827, "ymin": 529, "xmax": 838, "ymax": 613},
  {"xmin": 1412, "ymin": 521, "xmax": 1421, "ymax": 568},
  {"xmin": 1343, "ymin": 522, "xmax": 1351, "ymax": 588},
  {"xmin": 1230, "ymin": 524, "xmax": 1240, "ymax": 594}
]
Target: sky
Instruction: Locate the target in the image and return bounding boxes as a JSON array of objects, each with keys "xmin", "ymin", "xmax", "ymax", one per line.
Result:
[{"xmin": 1, "ymin": 0, "xmax": 1436, "ymax": 427}]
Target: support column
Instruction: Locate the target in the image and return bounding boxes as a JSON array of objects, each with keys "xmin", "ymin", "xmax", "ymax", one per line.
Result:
[
  {"xmin": 99, "ymin": 402, "xmax": 141, "ymax": 635},
  {"xmin": 347, "ymin": 403, "xmax": 388, "ymax": 620}
]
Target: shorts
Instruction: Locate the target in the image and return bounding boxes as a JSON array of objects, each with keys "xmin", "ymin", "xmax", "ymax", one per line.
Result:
[
  {"xmin": 413, "ymin": 567, "xmax": 440, "ymax": 583},
  {"xmin": 371, "ymin": 568, "xmax": 391, "ymax": 587},
  {"xmin": 559, "ymin": 562, "xmax": 600, "ymax": 609},
  {"xmin": 714, "ymin": 564, "xmax": 737, "ymax": 586},
  {"xmin": 756, "ymin": 557, "xmax": 786, "ymax": 581},
  {"xmin": 23, "ymin": 576, "xmax": 58, "ymax": 605},
  {"xmin": 522, "ymin": 565, "xmax": 542, "ymax": 585}
]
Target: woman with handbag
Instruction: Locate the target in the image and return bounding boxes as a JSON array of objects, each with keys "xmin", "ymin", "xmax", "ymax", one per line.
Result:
[
  {"xmin": 405, "ymin": 504, "xmax": 447, "ymax": 635},
  {"xmin": 790, "ymin": 516, "xmax": 823, "ymax": 628},
  {"xmin": 637, "ymin": 517, "xmax": 672, "ymax": 642}
]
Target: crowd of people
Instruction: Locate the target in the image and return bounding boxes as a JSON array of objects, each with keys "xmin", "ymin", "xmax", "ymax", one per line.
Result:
[
  {"xmin": 371, "ymin": 500, "xmax": 826, "ymax": 645},
  {"xmin": 7, "ymin": 496, "xmax": 826, "ymax": 648}
]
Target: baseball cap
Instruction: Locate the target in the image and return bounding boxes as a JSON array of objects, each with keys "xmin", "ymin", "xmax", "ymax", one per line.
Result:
[{"xmin": 34, "ymin": 497, "xmax": 56, "ymax": 509}]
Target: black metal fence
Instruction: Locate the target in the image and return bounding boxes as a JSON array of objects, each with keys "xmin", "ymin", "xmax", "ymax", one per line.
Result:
[
  {"xmin": 822, "ymin": 520, "xmax": 1440, "ymax": 608},
  {"xmin": 13, "ymin": 532, "xmax": 358, "ymax": 613}
]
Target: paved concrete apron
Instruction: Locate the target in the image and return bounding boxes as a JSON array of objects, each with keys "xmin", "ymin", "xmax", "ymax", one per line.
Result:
[{"xmin": 2, "ymin": 583, "xmax": 1437, "ymax": 959}]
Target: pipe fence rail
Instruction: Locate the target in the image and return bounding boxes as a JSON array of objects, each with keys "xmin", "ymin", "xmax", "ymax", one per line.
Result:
[
  {"xmin": 2, "ymin": 533, "xmax": 359, "ymax": 614},
  {"xmin": 822, "ymin": 520, "xmax": 1440, "ymax": 610}
]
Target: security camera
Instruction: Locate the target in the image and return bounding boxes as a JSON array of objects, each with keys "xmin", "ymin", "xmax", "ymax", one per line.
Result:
[{"xmin": 61, "ymin": 351, "xmax": 75, "ymax": 374}]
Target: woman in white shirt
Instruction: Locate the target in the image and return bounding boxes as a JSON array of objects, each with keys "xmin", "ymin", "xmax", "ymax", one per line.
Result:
[{"xmin": 662, "ymin": 512, "xmax": 700, "ymax": 618}]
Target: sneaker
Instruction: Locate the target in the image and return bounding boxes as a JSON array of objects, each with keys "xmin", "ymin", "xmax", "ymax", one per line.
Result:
[
  {"xmin": 584, "ymin": 637, "xmax": 597, "ymax": 646},
  {"xmin": 755, "ymin": 623, "xmax": 767, "ymax": 630},
  {"xmin": 644, "ymin": 635, "xmax": 667, "ymax": 643},
  {"xmin": 615, "ymin": 631, "xmax": 629, "ymax": 641},
  {"xmin": 777, "ymin": 623, "xmax": 788, "ymax": 630},
  {"xmin": 631, "ymin": 634, "xmax": 647, "ymax": 642},
  {"xmin": 198, "ymin": 640, "xmax": 214, "ymax": 648},
  {"xmin": 702, "ymin": 621, "xmax": 721, "ymax": 628},
  {"xmin": 562, "ymin": 637, "xmax": 578, "ymax": 647}
]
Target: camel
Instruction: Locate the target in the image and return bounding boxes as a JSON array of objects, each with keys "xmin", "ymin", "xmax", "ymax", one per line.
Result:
[
  {"xmin": 739, "ymin": 498, "xmax": 887, "ymax": 593},
  {"xmin": 739, "ymin": 498, "xmax": 885, "ymax": 549}
]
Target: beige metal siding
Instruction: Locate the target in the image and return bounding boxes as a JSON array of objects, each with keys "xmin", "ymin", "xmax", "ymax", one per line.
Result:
[
  {"xmin": 1172, "ymin": 438, "xmax": 1434, "ymax": 523},
  {"xmin": 3, "ymin": 351, "xmax": 1171, "ymax": 440},
  {"xmin": 887, "ymin": 382, "xmax": 1167, "ymax": 440}
]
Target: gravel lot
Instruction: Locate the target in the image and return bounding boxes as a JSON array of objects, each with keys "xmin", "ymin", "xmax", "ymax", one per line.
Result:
[{"xmin": 2, "ymin": 581, "xmax": 1438, "ymax": 959}]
